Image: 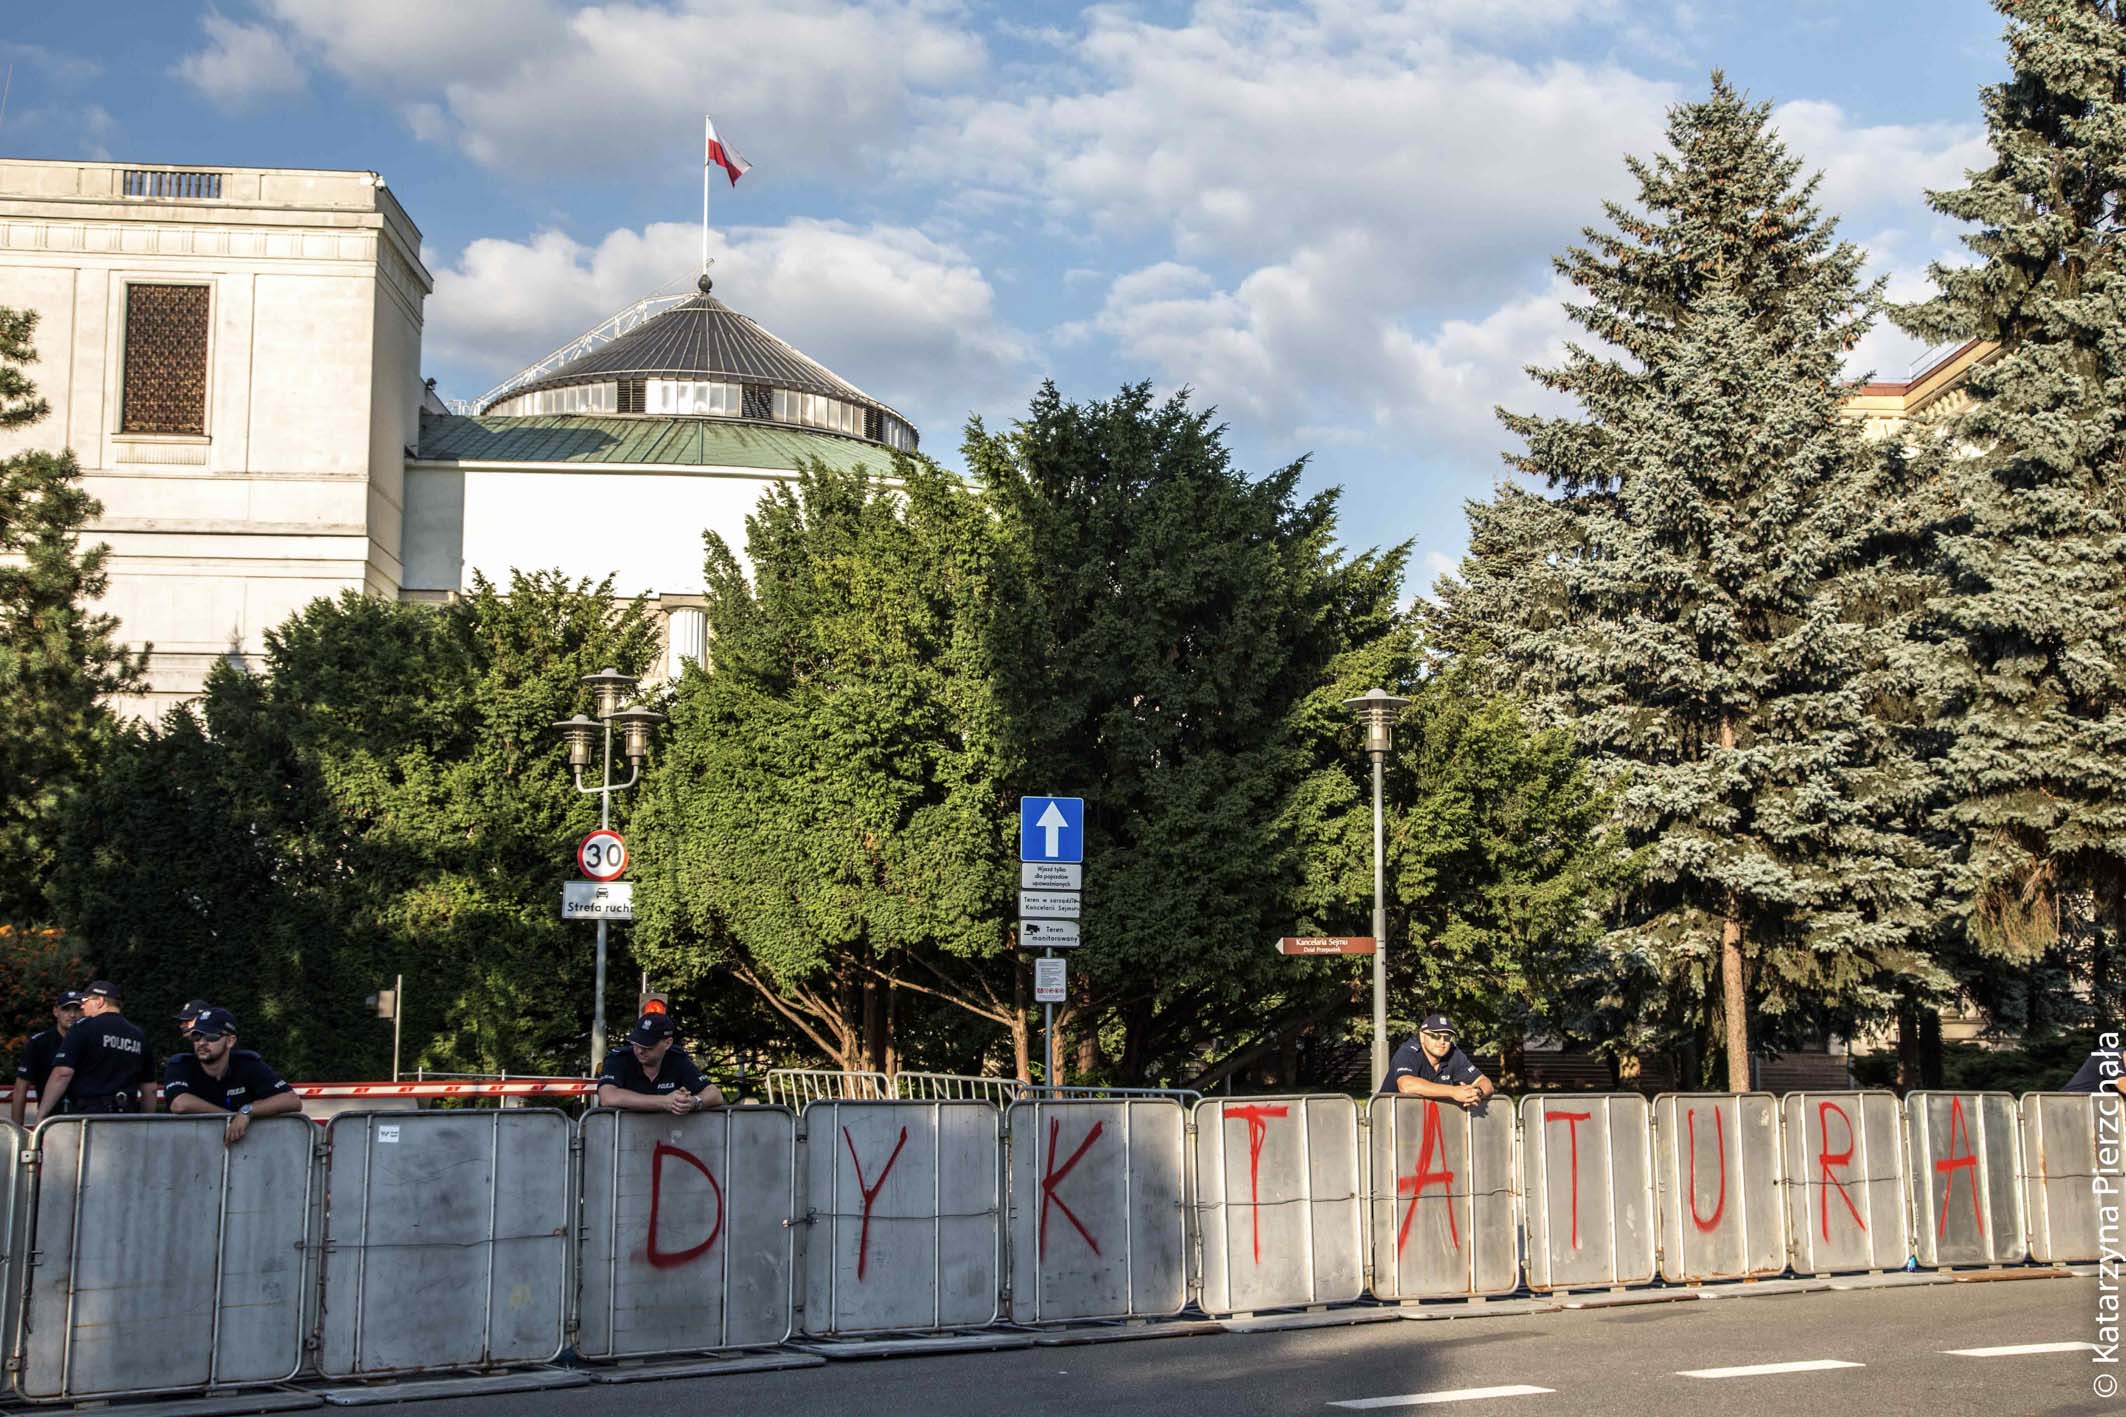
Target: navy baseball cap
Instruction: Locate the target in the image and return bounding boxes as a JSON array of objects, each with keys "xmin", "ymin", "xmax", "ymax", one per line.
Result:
[
  {"xmin": 54, "ymin": 990, "xmax": 85, "ymax": 1009},
  {"xmin": 625, "ymin": 1012, "xmax": 676, "ymax": 1046},
  {"xmin": 1419, "ymin": 1013, "xmax": 1457, "ymax": 1036},
  {"xmin": 190, "ymin": 1007, "xmax": 238, "ymax": 1040},
  {"xmin": 176, "ymin": 998, "xmax": 214, "ymax": 1021},
  {"xmin": 83, "ymin": 980, "xmax": 121, "ymax": 1001}
]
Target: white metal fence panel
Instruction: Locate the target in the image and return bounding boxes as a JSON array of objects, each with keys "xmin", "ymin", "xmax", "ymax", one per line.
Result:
[
  {"xmin": 1905, "ymin": 1090, "xmax": 2024, "ymax": 1267},
  {"xmin": 1652, "ymin": 1092, "xmax": 1785, "ymax": 1282},
  {"xmin": 1006, "ymin": 1099, "xmax": 1187, "ymax": 1323},
  {"xmin": 894, "ymin": 1072, "xmax": 1025, "ymax": 1105},
  {"xmin": 577, "ymin": 1107, "xmax": 797, "ymax": 1358},
  {"xmin": 317, "ymin": 1110, "xmax": 572, "ymax": 1378},
  {"xmin": 2020, "ymin": 1091, "xmax": 2123, "ymax": 1265},
  {"xmin": 1365, "ymin": 1095, "xmax": 1518, "ymax": 1300},
  {"xmin": 765, "ymin": 1070, "xmax": 891, "ymax": 1107},
  {"xmin": 0, "ymin": 1121, "xmax": 29, "ymax": 1381},
  {"xmin": 1780, "ymin": 1091, "xmax": 1909, "ymax": 1274},
  {"xmin": 1193, "ymin": 1095, "xmax": 1362, "ymax": 1314},
  {"xmin": 12, "ymin": 1116, "xmax": 311, "ymax": 1403},
  {"xmin": 1520, "ymin": 1093, "xmax": 1656, "ymax": 1291},
  {"xmin": 801, "ymin": 1100, "xmax": 1003, "ymax": 1335}
]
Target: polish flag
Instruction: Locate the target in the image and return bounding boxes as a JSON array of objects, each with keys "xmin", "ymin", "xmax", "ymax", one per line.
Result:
[{"xmin": 704, "ymin": 116, "xmax": 751, "ymax": 186}]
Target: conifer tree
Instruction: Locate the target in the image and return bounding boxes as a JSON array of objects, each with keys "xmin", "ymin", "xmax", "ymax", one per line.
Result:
[
  {"xmin": 1444, "ymin": 78, "xmax": 1946, "ymax": 1087},
  {"xmin": 1892, "ymin": 0, "xmax": 2126, "ymax": 967}
]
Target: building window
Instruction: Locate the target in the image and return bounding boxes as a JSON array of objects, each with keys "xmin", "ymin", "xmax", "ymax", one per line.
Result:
[
  {"xmin": 619, "ymin": 378, "xmax": 646, "ymax": 414},
  {"xmin": 123, "ymin": 170, "xmax": 223, "ymax": 199},
  {"xmin": 743, "ymin": 384, "xmax": 772, "ymax": 420},
  {"xmin": 121, "ymin": 284, "xmax": 210, "ymax": 435},
  {"xmin": 667, "ymin": 606, "xmax": 708, "ymax": 678}
]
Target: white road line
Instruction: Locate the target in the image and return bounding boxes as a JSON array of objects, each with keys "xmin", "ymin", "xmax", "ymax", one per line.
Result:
[
  {"xmin": 1329, "ymin": 1385, "xmax": 1556, "ymax": 1409},
  {"xmin": 1677, "ymin": 1359, "xmax": 1863, "ymax": 1379},
  {"xmin": 1942, "ymin": 1342, "xmax": 2096, "ymax": 1358}
]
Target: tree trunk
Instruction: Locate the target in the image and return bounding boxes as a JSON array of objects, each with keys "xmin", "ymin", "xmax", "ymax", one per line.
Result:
[
  {"xmin": 1720, "ymin": 910, "xmax": 1750, "ymax": 1092},
  {"xmin": 1896, "ymin": 1003, "xmax": 1918, "ymax": 1092},
  {"xmin": 1012, "ymin": 959, "xmax": 1031, "ymax": 1083},
  {"xmin": 1919, "ymin": 1008, "xmax": 1944, "ymax": 1089},
  {"xmin": 861, "ymin": 972, "xmax": 886, "ymax": 1074}
]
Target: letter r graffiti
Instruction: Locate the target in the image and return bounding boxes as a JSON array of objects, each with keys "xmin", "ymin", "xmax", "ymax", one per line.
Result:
[{"xmin": 1816, "ymin": 1101, "xmax": 1865, "ymax": 1241}]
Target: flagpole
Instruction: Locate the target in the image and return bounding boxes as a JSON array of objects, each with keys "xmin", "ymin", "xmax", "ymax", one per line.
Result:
[{"xmin": 701, "ymin": 116, "xmax": 711, "ymax": 278}]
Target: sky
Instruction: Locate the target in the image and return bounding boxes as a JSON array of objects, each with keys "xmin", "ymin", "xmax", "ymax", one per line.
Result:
[{"xmin": 3, "ymin": 1, "xmax": 2007, "ymax": 592}]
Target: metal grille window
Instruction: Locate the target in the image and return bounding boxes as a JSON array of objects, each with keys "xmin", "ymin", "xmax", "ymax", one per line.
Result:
[
  {"xmin": 122, "ymin": 169, "xmax": 223, "ymax": 199},
  {"xmin": 742, "ymin": 384, "xmax": 772, "ymax": 420},
  {"xmin": 121, "ymin": 284, "xmax": 210, "ymax": 435},
  {"xmin": 618, "ymin": 378, "xmax": 646, "ymax": 414}
]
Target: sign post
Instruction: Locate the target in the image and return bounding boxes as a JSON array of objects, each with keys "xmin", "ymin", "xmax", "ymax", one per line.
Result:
[
  {"xmin": 1019, "ymin": 796, "xmax": 1085, "ymax": 1087},
  {"xmin": 576, "ymin": 827, "xmax": 627, "ymax": 1070}
]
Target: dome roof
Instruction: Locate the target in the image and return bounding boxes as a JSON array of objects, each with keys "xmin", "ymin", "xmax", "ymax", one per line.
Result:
[{"xmin": 477, "ymin": 276, "xmax": 916, "ymax": 451}]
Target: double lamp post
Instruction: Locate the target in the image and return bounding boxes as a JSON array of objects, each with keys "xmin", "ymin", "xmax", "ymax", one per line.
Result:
[{"xmin": 1343, "ymin": 686, "xmax": 1409, "ymax": 1087}]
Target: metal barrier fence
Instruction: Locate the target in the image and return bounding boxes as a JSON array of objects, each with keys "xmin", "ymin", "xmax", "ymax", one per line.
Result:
[
  {"xmin": 802, "ymin": 1100, "xmax": 1004, "ymax": 1335},
  {"xmin": 1194, "ymin": 1095, "xmax": 1362, "ymax": 1314},
  {"xmin": 1006, "ymin": 1098, "xmax": 1188, "ymax": 1323},
  {"xmin": 577, "ymin": 1107, "xmax": 798, "ymax": 1359},
  {"xmin": 1366, "ymin": 1095, "xmax": 1519, "ymax": 1300},
  {"xmin": 1906, "ymin": 1090, "xmax": 2025, "ymax": 1268},
  {"xmin": 1520, "ymin": 1093, "xmax": 1657, "ymax": 1291},
  {"xmin": 1022, "ymin": 1085, "xmax": 1204, "ymax": 1104},
  {"xmin": 2020, "ymin": 1091, "xmax": 2122, "ymax": 1264},
  {"xmin": 316, "ymin": 1110, "xmax": 573, "ymax": 1379},
  {"xmin": 766, "ymin": 1069, "xmax": 893, "ymax": 1107},
  {"xmin": 1780, "ymin": 1090, "xmax": 1909, "ymax": 1274},
  {"xmin": 1653, "ymin": 1092, "xmax": 1785, "ymax": 1283},
  {"xmin": 0, "ymin": 1121, "xmax": 28, "ymax": 1382},
  {"xmin": 894, "ymin": 1072, "xmax": 1027, "ymax": 1105},
  {"xmin": 10, "ymin": 1115, "xmax": 313, "ymax": 1403}
]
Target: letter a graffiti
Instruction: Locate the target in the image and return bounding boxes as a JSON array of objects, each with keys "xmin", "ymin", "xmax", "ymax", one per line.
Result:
[
  {"xmin": 1039, "ymin": 1117, "xmax": 1104, "ymax": 1260},
  {"xmin": 1816, "ymin": 1101, "xmax": 1865, "ymax": 1241},
  {"xmin": 1934, "ymin": 1095, "xmax": 1983, "ymax": 1240},
  {"xmin": 645, "ymin": 1142, "xmax": 724, "ymax": 1269},
  {"xmin": 1225, "ymin": 1104, "xmax": 1289, "ymax": 1265},
  {"xmin": 1396, "ymin": 1099, "xmax": 1460, "ymax": 1254},
  {"xmin": 1686, "ymin": 1106, "xmax": 1726, "ymax": 1233}
]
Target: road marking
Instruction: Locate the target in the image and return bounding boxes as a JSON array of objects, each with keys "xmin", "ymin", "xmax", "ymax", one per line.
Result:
[
  {"xmin": 1677, "ymin": 1359, "xmax": 1862, "ymax": 1378},
  {"xmin": 1330, "ymin": 1386, "xmax": 1555, "ymax": 1409},
  {"xmin": 1942, "ymin": 1342, "xmax": 2096, "ymax": 1358}
]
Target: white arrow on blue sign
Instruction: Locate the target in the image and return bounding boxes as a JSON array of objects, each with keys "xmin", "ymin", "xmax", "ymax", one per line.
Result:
[{"xmin": 1019, "ymin": 795, "xmax": 1084, "ymax": 864}]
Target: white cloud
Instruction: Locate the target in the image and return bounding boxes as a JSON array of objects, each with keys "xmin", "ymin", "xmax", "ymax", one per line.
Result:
[
  {"xmin": 1771, "ymin": 99, "xmax": 1989, "ymax": 231},
  {"xmin": 172, "ymin": 10, "xmax": 307, "ymax": 112},
  {"xmin": 425, "ymin": 218, "xmax": 1031, "ymax": 442}
]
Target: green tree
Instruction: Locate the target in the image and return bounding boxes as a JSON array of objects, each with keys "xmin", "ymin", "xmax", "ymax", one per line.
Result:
[
  {"xmin": 1890, "ymin": 0, "xmax": 2126, "ymax": 976},
  {"xmin": 1442, "ymin": 78, "xmax": 1948, "ymax": 1088},
  {"xmin": 0, "ymin": 306, "xmax": 145, "ymax": 926}
]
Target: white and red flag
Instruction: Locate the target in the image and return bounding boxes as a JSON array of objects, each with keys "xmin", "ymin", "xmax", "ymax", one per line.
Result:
[{"xmin": 704, "ymin": 116, "xmax": 751, "ymax": 186}]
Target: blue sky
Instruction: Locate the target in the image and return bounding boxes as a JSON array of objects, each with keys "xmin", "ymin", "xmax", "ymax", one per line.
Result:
[{"xmin": 5, "ymin": 1, "xmax": 2006, "ymax": 590}]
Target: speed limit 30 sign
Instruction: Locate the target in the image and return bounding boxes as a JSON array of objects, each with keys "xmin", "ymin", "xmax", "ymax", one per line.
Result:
[{"xmin": 578, "ymin": 829, "xmax": 628, "ymax": 881}]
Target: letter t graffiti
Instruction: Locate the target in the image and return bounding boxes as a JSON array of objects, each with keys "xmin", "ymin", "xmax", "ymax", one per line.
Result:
[
  {"xmin": 1225, "ymin": 1104, "xmax": 1289, "ymax": 1265},
  {"xmin": 1547, "ymin": 1109, "xmax": 1591, "ymax": 1251}
]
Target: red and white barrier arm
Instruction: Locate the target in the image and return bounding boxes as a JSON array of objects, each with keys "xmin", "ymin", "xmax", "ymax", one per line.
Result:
[{"xmin": 293, "ymin": 1080, "xmax": 600, "ymax": 1100}]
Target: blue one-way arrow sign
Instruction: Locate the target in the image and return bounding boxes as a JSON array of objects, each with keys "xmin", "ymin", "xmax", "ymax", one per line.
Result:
[{"xmin": 1019, "ymin": 796, "xmax": 1084, "ymax": 863}]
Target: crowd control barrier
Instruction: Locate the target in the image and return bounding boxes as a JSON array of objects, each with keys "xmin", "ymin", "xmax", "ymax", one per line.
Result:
[
  {"xmin": 1780, "ymin": 1091, "xmax": 1909, "ymax": 1274},
  {"xmin": 1905, "ymin": 1090, "xmax": 2025, "ymax": 1267},
  {"xmin": 802, "ymin": 1100, "xmax": 1003, "ymax": 1335},
  {"xmin": 1653, "ymin": 1093, "xmax": 1784, "ymax": 1282},
  {"xmin": 894, "ymin": 1072, "xmax": 1026, "ymax": 1105},
  {"xmin": 1006, "ymin": 1098, "xmax": 1187, "ymax": 1323},
  {"xmin": 1365, "ymin": 1095, "xmax": 1517, "ymax": 1300},
  {"xmin": 2019, "ymin": 1091, "xmax": 2123, "ymax": 1264},
  {"xmin": 10, "ymin": 1115, "xmax": 313, "ymax": 1403},
  {"xmin": 766, "ymin": 1070, "xmax": 891, "ymax": 1107},
  {"xmin": 1193, "ymin": 1095, "xmax": 1362, "ymax": 1314},
  {"xmin": 0, "ymin": 1121, "xmax": 29, "ymax": 1380},
  {"xmin": 576, "ymin": 1107, "xmax": 798, "ymax": 1359},
  {"xmin": 1520, "ymin": 1094, "xmax": 1656, "ymax": 1291},
  {"xmin": 316, "ymin": 1110, "xmax": 573, "ymax": 1379}
]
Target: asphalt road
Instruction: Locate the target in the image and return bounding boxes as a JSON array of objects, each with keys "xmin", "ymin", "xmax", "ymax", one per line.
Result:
[{"xmin": 398, "ymin": 1275, "xmax": 2113, "ymax": 1417}]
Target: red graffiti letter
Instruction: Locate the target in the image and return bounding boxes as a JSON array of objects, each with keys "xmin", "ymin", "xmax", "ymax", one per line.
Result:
[
  {"xmin": 1547, "ymin": 1110, "xmax": 1591, "ymax": 1251},
  {"xmin": 645, "ymin": 1141, "xmax": 723, "ymax": 1269},
  {"xmin": 1816, "ymin": 1101, "xmax": 1865, "ymax": 1241},
  {"xmin": 1686, "ymin": 1106, "xmax": 1726, "ymax": 1233},
  {"xmin": 841, "ymin": 1125, "xmax": 910, "ymax": 1281},
  {"xmin": 1225, "ymin": 1104, "xmax": 1289, "ymax": 1265},
  {"xmin": 1934, "ymin": 1096, "xmax": 1983, "ymax": 1240},
  {"xmin": 1038, "ymin": 1118, "xmax": 1104, "ymax": 1260},
  {"xmin": 1395, "ymin": 1099, "xmax": 1460, "ymax": 1254}
]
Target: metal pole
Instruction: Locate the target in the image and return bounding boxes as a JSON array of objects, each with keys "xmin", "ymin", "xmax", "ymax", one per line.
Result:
[
  {"xmin": 591, "ymin": 717, "xmax": 614, "ymax": 1073},
  {"xmin": 391, "ymin": 972, "xmax": 402, "ymax": 1083},
  {"xmin": 1371, "ymin": 750, "xmax": 1388, "ymax": 1087},
  {"xmin": 1044, "ymin": 947, "xmax": 1056, "ymax": 1086}
]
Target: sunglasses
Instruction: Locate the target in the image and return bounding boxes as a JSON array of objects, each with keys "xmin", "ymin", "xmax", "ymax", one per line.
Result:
[{"xmin": 1419, "ymin": 1029, "xmax": 1454, "ymax": 1040}]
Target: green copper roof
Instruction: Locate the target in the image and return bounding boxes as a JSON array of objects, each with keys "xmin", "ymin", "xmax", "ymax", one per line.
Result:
[{"xmin": 413, "ymin": 412, "xmax": 898, "ymax": 475}]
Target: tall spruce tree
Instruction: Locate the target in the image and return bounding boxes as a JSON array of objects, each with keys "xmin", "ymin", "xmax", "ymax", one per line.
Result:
[
  {"xmin": 0, "ymin": 306, "xmax": 144, "ymax": 928},
  {"xmin": 1444, "ymin": 78, "xmax": 1946, "ymax": 1088},
  {"xmin": 1891, "ymin": 0, "xmax": 2126, "ymax": 970}
]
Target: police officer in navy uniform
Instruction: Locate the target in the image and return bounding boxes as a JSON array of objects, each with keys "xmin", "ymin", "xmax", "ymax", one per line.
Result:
[
  {"xmin": 597, "ymin": 1012, "xmax": 724, "ymax": 1114},
  {"xmin": 10, "ymin": 990, "xmax": 85, "ymax": 1126},
  {"xmin": 174, "ymin": 998, "xmax": 216, "ymax": 1042},
  {"xmin": 2063, "ymin": 1040, "xmax": 2126, "ymax": 1096},
  {"xmin": 163, "ymin": 1008, "xmax": 302, "ymax": 1144},
  {"xmin": 38, "ymin": 981, "xmax": 154, "ymax": 1116},
  {"xmin": 1378, "ymin": 1012, "xmax": 1496, "ymax": 1108}
]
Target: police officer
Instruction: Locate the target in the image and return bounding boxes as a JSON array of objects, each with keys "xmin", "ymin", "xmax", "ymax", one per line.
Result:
[
  {"xmin": 174, "ymin": 998, "xmax": 216, "ymax": 1042},
  {"xmin": 10, "ymin": 990, "xmax": 84, "ymax": 1126},
  {"xmin": 1378, "ymin": 1011, "xmax": 1496, "ymax": 1107},
  {"xmin": 38, "ymin": 981, "xmax": 154, "ymax": 1116},
  {"xmin": 163, "ymin": 1008, "xmax": 302, "ymax": 1144},
  {"xmin": 2063, "ymin": 1039, "xmax": 2126, "ymax": 1096},
  {"xmin": 597, "ymin": 1013, "xmax": 724, "ymax": 1114}
]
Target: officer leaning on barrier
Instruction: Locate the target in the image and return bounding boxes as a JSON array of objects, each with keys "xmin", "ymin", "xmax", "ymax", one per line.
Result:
[
  {"xmin": 2063, "ymin": 1040, "xmax": 2126, "ymax": 1096},
  {"xmin": 598, "ymin": 1012, "xmax": 725, "ymax": 1114},
  {"xmin": 1378, "ymin": 1012, "xmax": 1496, "ymax": 1108},
  {"xmin": 38, "ymin": 981, "xmax": 154, "ymax": 1116},
  {"xmin": 163, "ymin": 1008, "xmax": 302, "ymax": 1144},
  {"xmin": 10, "ymin": 990, "xmax": 85, "ymax": 1126}
]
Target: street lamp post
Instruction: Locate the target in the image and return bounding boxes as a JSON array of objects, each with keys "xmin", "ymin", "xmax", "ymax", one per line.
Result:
[
  {"xmin": 554, "ymin": 669, "xmax": 665, "ymax": 1073},
  {"xmin": 1343, "ymin": 687, "xmax": 1410, "ymax": 1087}
]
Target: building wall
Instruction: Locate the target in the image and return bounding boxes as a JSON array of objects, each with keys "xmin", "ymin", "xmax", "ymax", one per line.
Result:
[{"xmin": 0, "ymin": 159, "xmax": 431, "ymax": 716}]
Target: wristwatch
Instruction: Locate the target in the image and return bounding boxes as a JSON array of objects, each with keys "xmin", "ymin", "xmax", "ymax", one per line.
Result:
[{"xmin": 238, "ymin": 1104, "xmax": 252, "ymax": 1115}]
